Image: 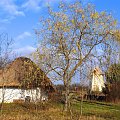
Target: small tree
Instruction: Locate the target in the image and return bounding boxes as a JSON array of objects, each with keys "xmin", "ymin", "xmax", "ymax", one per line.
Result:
[
  {"xmin": 35, "ymin": 1, "xmax": 117, "ymax": 111},
  {"xmin": 106, "ymin": 63, "xmax": 120, "ymax": 102},
  {"xmin": 0, "ymin": 33, "xmax": 13, "ymax": 112},
  {"xmin": 106, "ymin": 63, "xmax": 120, "ymax": 83}
]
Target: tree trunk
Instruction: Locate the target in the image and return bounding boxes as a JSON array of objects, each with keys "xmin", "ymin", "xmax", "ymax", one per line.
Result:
[
  {"xmin": 80, "ymin": 86, "xmax": 83, "ymax": 116},
  {"xmin": 64, "ymin": 82, "xmax": 70, "ymax": 111},
  {"xmin": 0, "ymin": 87, "xmax": 5, "ymax": 114}
]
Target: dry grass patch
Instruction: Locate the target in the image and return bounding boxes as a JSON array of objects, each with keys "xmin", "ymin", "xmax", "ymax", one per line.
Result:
[{"xmin": 0, "ymin": 101, "xmax": 119, "ymax": 120}]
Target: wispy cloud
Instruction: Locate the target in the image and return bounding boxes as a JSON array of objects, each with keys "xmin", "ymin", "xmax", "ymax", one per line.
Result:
[
  {"xmin": 21, "ymin": 0, "xmax": 71, "ymax": 12},
  {"xmin": 15, "ymin": 32, "xmax": 32, "ymax": 41},
  {"xmin": 0, "ymin": 16, "xmax": 14, "ymax": 24},
  {"xmin": 0, "ymin": 18, "xmax": 11, "ymax": 24},
  {"xmin": 0, "ymin": 0, "xmax": 74, "ymax": 24},
  {"xmin": 0, "ymin": 0, "xmax": 25, "ymax": 16},
  {"xmin": 14, "ymin": 45, "xmax": 36, "ymax": 55},
  {"xmin": 22, "ymin": 0, "xmax": 43, "ymax": 11}
]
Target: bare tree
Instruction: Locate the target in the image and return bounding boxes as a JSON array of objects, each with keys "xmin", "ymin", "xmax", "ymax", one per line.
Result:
[
  {"xmin": 0, "ymin": 33, "xmax": 12, "ymax": 68},
  {"xmin": 0, "ymin": 33, "xmax": 13, "ymax": 112},
  {"xmin": 34, "ymin": 1, "xmax": 118, "ymax": 111}
]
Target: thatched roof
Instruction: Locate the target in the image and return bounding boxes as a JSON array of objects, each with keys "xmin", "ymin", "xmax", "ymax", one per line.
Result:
[
  {"xmin": 0, "ymin": 57, "xmax": 54, "ymax": 91},
  {"xmin": 93, "ymin": 67, "xmax": 103, "ymax": 76}
]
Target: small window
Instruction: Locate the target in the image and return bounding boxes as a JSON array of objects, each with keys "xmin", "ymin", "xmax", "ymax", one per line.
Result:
[
  {"xmin": 21, "ymin": 90, "xmax": 25, "ymax": 98},
  {"xmin": 25, "ymin": 96, "xmax": 31, "ymax": 103}
]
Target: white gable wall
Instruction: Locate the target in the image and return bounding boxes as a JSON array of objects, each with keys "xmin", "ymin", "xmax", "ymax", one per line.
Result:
[
  {"xmin": 91, "ymin": 73, "xmax": 105, "ymax": 92},
  {"xmin": 0, "ymin": 88, "xmax": 48, "ymax": 103}
]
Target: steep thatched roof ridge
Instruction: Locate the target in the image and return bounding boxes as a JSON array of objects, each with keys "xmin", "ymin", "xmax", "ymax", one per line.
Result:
[
  {"xmin": 93, "ymin": 67, "xmax": 103, "ymax": 75},
  {"xmin": 0, "ymin": 57, "xmax": 54, "ymax": 91}
]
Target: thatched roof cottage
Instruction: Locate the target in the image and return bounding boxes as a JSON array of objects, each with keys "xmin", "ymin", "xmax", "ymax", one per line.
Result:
[{"xmin": 0, "ymin": 57, "xmax": 54, "ymax": 103}]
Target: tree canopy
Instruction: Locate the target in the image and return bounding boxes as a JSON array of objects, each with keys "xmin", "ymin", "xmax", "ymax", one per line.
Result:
[
  {"xmin": 106, "ymin": 63, "xmax": 120, "ymax": 83},
  {"xmin": 34, "ymin": 1, "xmax": 118, "ymax": 110}
]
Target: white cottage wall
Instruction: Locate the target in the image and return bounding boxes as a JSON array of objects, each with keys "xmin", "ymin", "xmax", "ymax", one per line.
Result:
[
  {"xmin": 0, "ymin": 88, "xmax": 48, "ymax": 103},
  {"xmin": 0, "ymin": 88, "xmax": 22, "ymax": 103}
]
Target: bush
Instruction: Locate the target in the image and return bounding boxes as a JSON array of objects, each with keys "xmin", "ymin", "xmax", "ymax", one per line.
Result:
[
  {"xmin": 106, "ymin": 82, "xmax": 120, "ymax": 103},
  {"xmin": 49, "ymin": 92, "xmax": 65, "ymax": 104}
]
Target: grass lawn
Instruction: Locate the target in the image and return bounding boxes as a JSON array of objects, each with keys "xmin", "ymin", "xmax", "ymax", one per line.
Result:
[
  {"xmin": 0, "ymin": 101, "xmax": 119, "ymax": 120},
  {"xmin": 71, "ymin": 100, "xmax": 120, "ymax": 120}
]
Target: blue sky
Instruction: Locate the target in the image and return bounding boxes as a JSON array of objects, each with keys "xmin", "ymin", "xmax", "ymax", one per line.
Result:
[{"xmin": 0, "ymin": 0, "xmax": 120, "ymax": 56}]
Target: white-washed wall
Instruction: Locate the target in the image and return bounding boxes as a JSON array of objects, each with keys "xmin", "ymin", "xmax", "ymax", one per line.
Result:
[
  {"xmin": 91, "ymin": 73, "xmax": 105, "ymax": 92},
  {"xmin": 0, "ymin": 88, "xmax": 48, "ymax": 103}
]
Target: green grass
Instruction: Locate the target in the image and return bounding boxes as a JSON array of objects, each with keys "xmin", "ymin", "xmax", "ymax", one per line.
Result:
[
  {"xmin": 71, "ymin": 100, "xmax": 120, "ymax": 120},
  {"xmin": 0, "ymin": 101, "xmax": 119, "ymax": 120}
]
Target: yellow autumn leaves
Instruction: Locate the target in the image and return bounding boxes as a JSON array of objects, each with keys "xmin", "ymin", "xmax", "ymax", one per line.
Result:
[
  {"xmin": 91, "ymin": 12, "xmax": 99, "ymax": 19},
  {"xmin": 113, "ymin": 30, "xmax": 120, "ymax": 43},
  {"xmin": 54, "ymin": 21, "xmax": 70, "ymax": 32}
]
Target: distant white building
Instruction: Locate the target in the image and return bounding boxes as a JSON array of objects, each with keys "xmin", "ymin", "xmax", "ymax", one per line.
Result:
[{"xmin": 90, "ymin": 67, "xmax": 105, "ymax": 92}]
